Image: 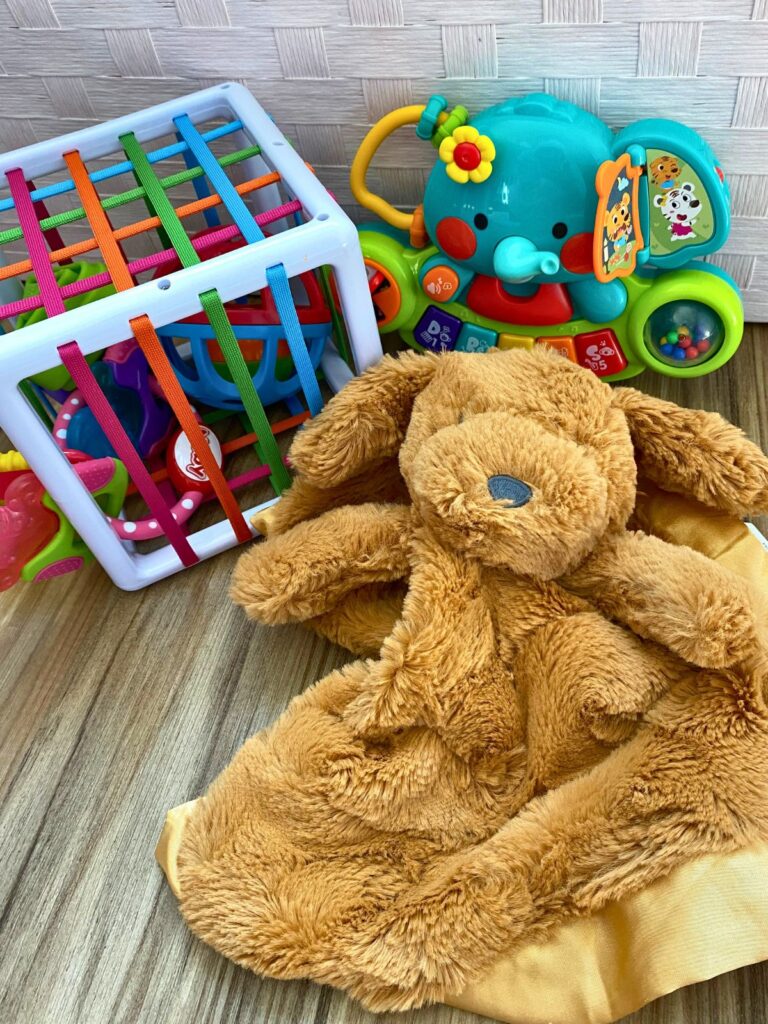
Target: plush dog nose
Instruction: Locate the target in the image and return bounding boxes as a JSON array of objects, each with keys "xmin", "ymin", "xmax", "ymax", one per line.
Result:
[{"xmin": 488, "ymin": 474, "xmax": 533, "ymax": 506}]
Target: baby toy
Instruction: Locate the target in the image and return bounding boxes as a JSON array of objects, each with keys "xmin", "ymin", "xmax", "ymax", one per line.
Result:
[
  {"xmin": 50, "ymin": 389, "xmax": 223, "ymax": 545},
  {"xmin": 159, "ymin": 347, "xmax": 768, "ymax": 1022},
  {"xmin": 0, "ymin": 449, "xmax": 128, "ymax": 589},
  {"xmin": 0, "ymin": 84, "xmax": 381, "ymax": 590},
  {"xmin": 350, "ymin": 93, "xmax": 742, "ymax": 379},
  {"xmin": 1, "ymin": 396, "xmax": 314, "ymax": 584},
  {"xmin": 154, "ymin": 232, "xmax": 332, "ymax": 415},
  {"xmin": 52, "ymin": 340, "xmax": 174, "ymax": 460},
  {"xmin": 15, "ymin": 259, "xmax": 113, "ymax": 390}
]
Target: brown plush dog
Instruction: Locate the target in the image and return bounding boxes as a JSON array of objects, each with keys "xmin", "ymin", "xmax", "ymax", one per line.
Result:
[
  {"xmin": 169, "ymin": 349, "xmax": 768, "ymax": 1013},
  {"xmin": 237, "ymin": 348, "xmax": 767, "ymax": 670}
]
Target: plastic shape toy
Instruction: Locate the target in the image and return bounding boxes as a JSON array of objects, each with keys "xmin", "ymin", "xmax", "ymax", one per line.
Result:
[
  {"xmin": 0, "ymin": 449, "xmax": 128, "ymax": 589},
  {"xmin": 154, "ymin": 232, "xmax": 332, "ymax": 414},
  {"xmin": 0, "ymin": 468, "xmax": 59, "ymax": 590},
  {"xmin": 51, "ymin": 383, "xmax": 211, "ymax": 543},
  {"xmin": 104, "ymin": 420, "xmax": 223, "ymax": 543},
  {"xmin": 53, "ymin": 340, "xmax": 174, "ymax": 460},
  {"xmin": 350, "ymin": 93, "xmax": 743, "ymax": 380},
  {"xmin": 0, "ymin": 84, "xmax": 381, "ymax": 590},
  {"xmin": 16, "ymin": 259, "xmax": 113, "ymax": 390}
]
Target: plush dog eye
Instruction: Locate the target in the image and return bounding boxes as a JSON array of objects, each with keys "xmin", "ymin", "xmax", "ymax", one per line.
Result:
[
  {"xmin": 552, "ymin": 222, "xmax": 568, "ymax": 239},
  {"xmin": 488, "ymin": 475, "xmax": 532, "ymax": 507},
  {"xmin": 474, "ymin": 213, "xmax": 488, "ymax": 229}
]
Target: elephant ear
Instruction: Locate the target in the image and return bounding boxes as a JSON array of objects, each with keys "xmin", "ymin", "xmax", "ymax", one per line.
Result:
[
  {"xmin": 288, "ymin": 350, "xmax": 439, "ymax": 488},
  {"xmin": 613, "ymin": 118, "xmax": 729, "ymax": 269},
  {"xmin": 613, "ymin": 388, "xmax": 768, "ymax": 516}
]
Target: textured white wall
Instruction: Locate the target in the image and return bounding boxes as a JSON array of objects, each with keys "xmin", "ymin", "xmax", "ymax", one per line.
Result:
[{"xmin": 0, "ymin": 0, "xmax": 766, "ymax": 317}]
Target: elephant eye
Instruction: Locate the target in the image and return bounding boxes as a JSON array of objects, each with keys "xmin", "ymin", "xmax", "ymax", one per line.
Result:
[
  {"xmin": 474, "ymin": 213, "xmax": 488, "ymax": 229},
  {"xmin": 552, "ymin": 222, "xmax": 568, "ymax": 239}
]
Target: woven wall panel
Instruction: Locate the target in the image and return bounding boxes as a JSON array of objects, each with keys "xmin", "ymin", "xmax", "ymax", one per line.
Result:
[
  {"xmin": 176, "ymin": 0, "xmax": 230, "ymax": 26},
  {"xmin": 348, "ymin": 0, "xmax": 404, "ymax": 27},
  {"xmin": 6, "ymin": 0, "xmax": 59, "ymax": 29},
  {"xmin": 52, "ymin": 0, "xmax": 180, "ymax": 28},
  {"xmin": 105, "ymin": 29, "xmax": 165, "ymax": 78},
  {"xmin": 0, "ymin": 0, "xmax": 764, "ymax": 319}
]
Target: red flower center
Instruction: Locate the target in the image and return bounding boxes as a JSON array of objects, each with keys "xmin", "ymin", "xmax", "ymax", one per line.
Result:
[{"xmin": 453, "ymin": 141, "xmax": 482, "ymax": 171}]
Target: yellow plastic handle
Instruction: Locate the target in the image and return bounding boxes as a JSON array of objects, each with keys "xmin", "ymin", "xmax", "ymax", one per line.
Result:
[
  {"xmin": 350, "ymin": 105, "xmax": 428, "ymax": 231},
  {"xmin": 0, "ymin": 450, "xmax": 28, "ymax": 472}
]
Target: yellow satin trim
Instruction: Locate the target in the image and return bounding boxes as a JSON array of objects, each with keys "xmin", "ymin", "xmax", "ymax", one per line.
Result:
[
  {"xmin": 448, "ymin": 843, "xmax": 768, "ymax": 1024},
  {"xmin": 449, "ymin": 489, "xmax": 768, "ymax": 1023},
  {"xmin": 156, "ymin": 801, "xmax": 197, "ymax": 898},
  {"xmin": 633, "ymin": 482, "xmax": 768, "ymax": 588}
]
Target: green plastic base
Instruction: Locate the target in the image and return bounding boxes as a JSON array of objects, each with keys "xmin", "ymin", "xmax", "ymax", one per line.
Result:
[{"xmin": 358, "ymin": 231, "xmax": 744, "ymax": 381}]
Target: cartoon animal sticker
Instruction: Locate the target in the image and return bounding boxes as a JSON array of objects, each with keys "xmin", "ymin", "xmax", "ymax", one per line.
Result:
[
  {"xmin": 646, "ymin": 148, "xmax": 715, "ymax": 256},
  {"xmin": 594, "ymin": 154, "xmax": 644, "ymax": 282},
  {"xmin": 605, "ymin": 193, "xmax": 632, "ymax": 244},
  {"xmin": 653, "ymin": 183, "xmax": 701, "ymax": 241},
  {"xmin": 649, "ymin": 155, "xmax": 681, "ymax": 190}
]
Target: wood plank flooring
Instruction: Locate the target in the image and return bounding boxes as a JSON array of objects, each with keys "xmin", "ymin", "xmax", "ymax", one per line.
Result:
[{"xmin": 2, "ymin": 329, "xmax": 768, "ymax": 1024}]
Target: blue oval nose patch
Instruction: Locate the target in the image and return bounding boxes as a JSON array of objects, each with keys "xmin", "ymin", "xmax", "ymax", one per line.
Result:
[{"xmin": 488, "ymin": 475, "xmax": 532, "ymax": 507}]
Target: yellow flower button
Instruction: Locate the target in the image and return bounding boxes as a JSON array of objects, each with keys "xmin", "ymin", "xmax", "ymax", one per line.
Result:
[{"xmin": 438, "ymin": 125, "xmax": 495, "ymax": 184}]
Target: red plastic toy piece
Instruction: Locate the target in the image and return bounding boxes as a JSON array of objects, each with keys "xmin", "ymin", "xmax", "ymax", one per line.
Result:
[
  {"xmin": 560, "ymin": 232, "xmax": 595, "ymax": 275},
  {"xmin": 0, "ymin": 473, "xmax": 60, "ymax": 591},
  {"xmin": 574, "ymin": 329, "xmax": 628, "ymax": 376},
  {"xmin": 155, "ymin": 230, "xmax": 331, "ymax": 366},
  {"xmin": 453, "ymin": 141, "xmax": 483, "ymax": 172},
  {"xmin": 435, "ymin": 217, "xmax": 477, "ymax": 260},
  {"xmin": 466, "ymin": 276, "xmax": 573, "ymax": 325},
  {"xmin": 166, "ymin": 423, "xmax": 224, "ymax": 497}
]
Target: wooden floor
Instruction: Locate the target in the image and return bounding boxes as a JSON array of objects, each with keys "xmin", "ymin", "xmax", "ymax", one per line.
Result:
[{"xmin": 2, "ymin": 329, "xmax": 768, "ymax": 1024}]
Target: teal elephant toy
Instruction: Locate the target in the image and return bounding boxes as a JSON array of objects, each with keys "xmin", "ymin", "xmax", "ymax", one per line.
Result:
[{"xmin": 350, "ymin": 93, "xmax": 743, "ymax": 380}]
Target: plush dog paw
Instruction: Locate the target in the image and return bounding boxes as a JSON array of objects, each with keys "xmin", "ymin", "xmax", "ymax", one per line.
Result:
[{"xmin": 662, "ymin": 585, "xmax": 757, "ymax": 669}]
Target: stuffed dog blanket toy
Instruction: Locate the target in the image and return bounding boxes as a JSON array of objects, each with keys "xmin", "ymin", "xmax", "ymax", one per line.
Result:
[{"xmin": 160, "ymin": 349, "xmax": 768, "ymax": 1017}]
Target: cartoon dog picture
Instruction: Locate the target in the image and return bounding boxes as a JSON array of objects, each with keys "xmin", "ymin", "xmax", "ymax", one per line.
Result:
[
  {"xmin": 649, "ymin": 155, "xmax": 681, "ymax": 190},
  {"xmin": 653, "ymin": 182, "xmax": 701, "ymax": 240}
]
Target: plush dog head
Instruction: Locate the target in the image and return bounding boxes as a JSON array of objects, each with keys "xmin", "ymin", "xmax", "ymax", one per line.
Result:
[{"xmin": 288, "ymin": 348, "xmax": 768, "ymax": 580}]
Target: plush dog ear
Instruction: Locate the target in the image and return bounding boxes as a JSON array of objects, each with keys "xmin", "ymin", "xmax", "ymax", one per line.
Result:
[
  {"xmin": 613, "ymin": 388, "xmax": 768, "ymax": 516},
  {"xmin": 288, "ymin": 350, "xmax": 439, "ymax": 487}
]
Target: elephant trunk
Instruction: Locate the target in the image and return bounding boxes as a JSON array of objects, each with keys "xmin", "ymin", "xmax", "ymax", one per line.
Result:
[{"xmin": 493, "ymin": 236, "xmax": 560, "ymax": 282}]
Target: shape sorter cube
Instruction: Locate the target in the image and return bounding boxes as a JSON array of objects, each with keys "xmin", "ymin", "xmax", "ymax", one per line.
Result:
[{"xmin": 0, "ymin": 84, "xmax": 382, "ymax": 591}]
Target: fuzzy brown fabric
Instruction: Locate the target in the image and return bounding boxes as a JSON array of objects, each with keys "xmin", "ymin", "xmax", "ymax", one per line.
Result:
[{"xmin": 176, "ymin": 349, "xmax": 768, "ymax": 1012}]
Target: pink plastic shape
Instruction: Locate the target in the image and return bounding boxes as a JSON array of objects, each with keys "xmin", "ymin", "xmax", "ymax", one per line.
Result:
[
  {"xmin": 106, "ymin": 491, "xmax": 203, "ymax": 541},
  {"xmin": 0, "ymin": 473, "xmax": 60, "ymax": 590},
  {"xmin": 74, "ymin": 457, "xmax": 118, "ymax": 493},
  {"xmin": 34, "ymin": 556, "xmax": 85, "ymax": 580}
]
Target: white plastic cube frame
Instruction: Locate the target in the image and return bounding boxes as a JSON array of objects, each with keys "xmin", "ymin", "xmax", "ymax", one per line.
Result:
[{"xmin": 0, "ymin": 83, "xmax": 382, "ymax": 590}]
